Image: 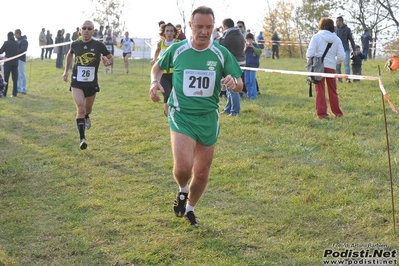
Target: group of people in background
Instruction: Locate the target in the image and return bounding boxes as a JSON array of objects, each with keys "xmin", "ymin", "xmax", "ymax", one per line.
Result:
[{"xmin": 0, "ymin": 29, "xmax": 28, "ymax": 97}]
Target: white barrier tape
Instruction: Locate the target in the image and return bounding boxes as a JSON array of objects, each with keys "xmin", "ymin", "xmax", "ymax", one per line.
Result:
[
  {"xmin": 0, "ymin": 51, "xmax": 27, "ymax": 64},
  {"xmin": 39, "ymin": 41, "xmax": 73, "ymax": 49},
  {"xmin": 0, "ymin": 42, "xmax": 72, "ymax": 64},
  {"xmin": 241, "ymin": 66, "xmax": 379, "ymax": 81},
  {"xmin": 241, "ymin": 66, "xmax": 397, "ymax": 113}
]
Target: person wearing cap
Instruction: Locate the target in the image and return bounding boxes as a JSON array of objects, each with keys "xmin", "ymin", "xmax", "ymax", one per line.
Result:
[{"xmin": 176, "ymin": 24, "xmax": 186, "ymax": 40}]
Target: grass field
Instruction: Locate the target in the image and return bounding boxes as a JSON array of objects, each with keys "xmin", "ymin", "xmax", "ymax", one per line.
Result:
[{"xmin": 0, "ymin": 56, "xmax": 398, "ymax": 265}]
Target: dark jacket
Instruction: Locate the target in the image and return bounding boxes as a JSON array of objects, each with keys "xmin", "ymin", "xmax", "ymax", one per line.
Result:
[
  {"xmin": 0, "ymin": 38, "xmax": 19, "ymax": 66},
  {"xmin": 351, "ymin": 52, "xmax": 366, "ymax": 67},
  {"xmin": 218, "ymin": 27, "xmax": 246, "ymax": 66},
  {"xmin": 361, "ymin": 32, "xmax": 372, "ymax": 49},
  {"xmin": 271, "ymin": 32, "xmax": 280, "ymax": 45},
  {"xmin": 335, "ymin": 24, "xmax": 356, "ymax": 51},
  {"xmin": 55, "ymin": 34, "xmax": 64, "ymax": 54},
  {"xmin": 245, "ymin": 42, "xmax": 261, "ymax": 68},
  {"xmin": 17, "ymin": 35, "xmax": 28, "ymax": 62}
]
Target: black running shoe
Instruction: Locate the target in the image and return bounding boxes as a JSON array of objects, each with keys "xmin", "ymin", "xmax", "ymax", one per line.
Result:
[
  {"xmin": 184, "ymin": 211, "xmax": 199, "ymax": 227},
  {"xmin": 80, "ymin": 138, "xmax": 87, "ymax": 150},
  {"xmin": 173, "ymin": 192, "xmax": 188, "ymax": 217}
]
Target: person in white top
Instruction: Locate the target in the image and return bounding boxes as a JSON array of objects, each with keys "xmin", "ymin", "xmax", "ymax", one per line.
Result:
[
  {"xmin": 306, "ymin": 17, "xmax": 346, "ymax": 119},
  {"xmin": 120, "ymin": 31, "xmax": 135, "ymax": 73}
]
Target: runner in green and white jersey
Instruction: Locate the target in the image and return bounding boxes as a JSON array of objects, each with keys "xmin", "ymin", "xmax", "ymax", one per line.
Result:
[{"xmin": 149, "ymin": 6, "xmax": 243, "ymax": 227}]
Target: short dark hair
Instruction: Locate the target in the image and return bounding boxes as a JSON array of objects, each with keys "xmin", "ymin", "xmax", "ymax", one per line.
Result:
[
  {"xmin": 245, "ymin": 32, "xmax": 254, "ymax": 40},
  {"xmin": 237, "ymin": 20, "xmax": 245, "ymax": 28},
  {"xmin": 190, "ymin": 6, "xmax": 215, "ymax": 23},
  {"xmin": 318, "ymin": 18, "xmax": 335, "ymax": 33},
  {"xmin": 336, "ymin": 16, "xmax": 343, "ymax": 22},
  {"xmin": 7, "ymin": 32, "xmax": 14, "ymax": 40},
  {"xmin": 222, "ymin": 18, "xmax": 234, "ymax": 28},
  {"xmin": 158, "ymin": 21, "xmax": 165, "ymax": 27}
]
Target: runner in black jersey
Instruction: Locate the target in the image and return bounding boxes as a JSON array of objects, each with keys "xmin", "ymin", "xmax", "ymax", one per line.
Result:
[{"xmin": 62, "ymin": 20, "xmax": 113, "ymax": 150}]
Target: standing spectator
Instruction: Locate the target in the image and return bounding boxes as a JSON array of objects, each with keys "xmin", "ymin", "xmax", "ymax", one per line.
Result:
[
  {"xmin": 39, "ymin": 28, "xmax": 46, "ymax": 60},
  {"xmin": 244, "ymin": 33, "xmax": 262, "ymax": 99},
  {"xmin": 55, "ymin": 30, "xmax": 64, "ymax": 69},
  {"xmin": 361, "ymin": 29, "xmax": 372, "ymax": 60},
  {"xmin": 63, "ymin": 33, "xmax": 71, "ymax": 56},
  {"xmin": 219, "ymin": 18, "xmax": 245, "ymax": 116},
  {"xmin": 64, "ymin": 33, "xmax": 72, "ymax": 70},
  {"xmin": 97, "ymin": 25, "xmax": 104, "ymax": 41},
  {"xmin": 120, "ymin": 31, "xmax": 135, "ymax": 74},
  {"xmin": 335, "ymin": 16, "xmax": 356, "ymax": 83},
  {"xmin": 256, "ymin": 31, "xmax": 265, "ymax": 54},
  {"xmin": 0, "ymin": 32, "xmax": 19, "ymax": 97},
  {"xmin": 350, "ymin": 45, "xmax": 366, "ymax": 82},
  {"xmin": 150, "ymin": 23, "xmax": 179, "ymax": 116},
  {"xmin": 306, "ymin": 17, "xmax": 345, "ymax": 119},
  {"xmin": 149, "ymin": 6, "xmax": 243, "ymax": 227},
  {"xmin": 14, "ymin": 29, "xmax": 28, "ymax": 95},
  {"xmin": 236, "ymin": 20, "xmax": 246, "ymax": 36},
  {"xmin": 271, "ymin": 31, "xmax": 280, "ymax": 59},
  {"xmin": 175, "ymin": 24, "xmax": 186, "ymax": 40},
  {"xmin": 62, "ymin": 20, "xmax": 113, "ymax": 150},
  {"xmin": 71, "ymin": 27, "xmax": 79, "ymax": 41},
  {"xmin": 45, "ymin": 30, "xmax": 53, "ymax": 59},
  {"xmin": 103, "ymin": 28, "xmax": 116, "ymax": 73}
]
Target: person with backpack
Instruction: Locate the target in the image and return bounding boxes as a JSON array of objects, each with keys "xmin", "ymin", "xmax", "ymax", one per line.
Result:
[{"xmin": 306, "ymin": 17, "xmax": 345, "ymax": 119}]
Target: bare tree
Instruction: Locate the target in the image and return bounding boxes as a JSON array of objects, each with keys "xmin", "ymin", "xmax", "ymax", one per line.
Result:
[
  {"xmin": 336, "ymin": 0, "xmax": 394, "ymax": 58},
  {"xmin": 89, "ymin": 0, "xmax": 126, "ymax": 36},
  {"xmin": 376, "ymin": 0, "xmax": 399, "ymax": 30},
  {"xmin": 176, "ymin": 0, "xmax": 196, "ymax": 34}
]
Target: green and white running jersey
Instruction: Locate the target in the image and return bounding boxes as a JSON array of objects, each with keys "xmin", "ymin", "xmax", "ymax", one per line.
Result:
[{"xmin": 157, "ymin": 39, "xmax": 242, "ymax": 115}]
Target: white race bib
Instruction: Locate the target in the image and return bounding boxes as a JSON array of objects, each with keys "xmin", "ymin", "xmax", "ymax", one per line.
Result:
[
  {"xmin": 77, "ymin": 66, "xmax": 95, "ymax": 82},
  {"xmin": 183, "ymin": 69, "xmax": 216, "ymax": 97},
  {"xmin": 106, "ymin": 45, "xmax": 113, "ymax": 52}
]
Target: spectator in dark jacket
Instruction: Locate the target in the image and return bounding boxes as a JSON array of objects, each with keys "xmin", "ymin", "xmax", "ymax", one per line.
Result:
[
  {"xmin": 218, "ymin": 18, "xmax": 245, "ymax": 116},
  {"xmin": 335, "ymin": 16, "xmax": 356, "ymax": 83},
  {"xmin": 55, "ymin": 30, "xmax": 64, "ymax": 69},
  {"xmin": 360, "ymin": 29, "xmax": 372, "ymax": 60},
  {"xmin": 45, "ymin": 30, "xmax": 53, "ymax": 59},
  {"xmin": 0, "ymin": 32, "xmax": 19, "ymax": 97},
  {"xmin": 350, "ymin": 45, "xmax": 366, "ymax": 82}
]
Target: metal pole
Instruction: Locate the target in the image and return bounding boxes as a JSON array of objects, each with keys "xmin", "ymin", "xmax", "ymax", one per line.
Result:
[{"xmin": 379, "ymin": 65, "xmax": 396, "ymax": 232}]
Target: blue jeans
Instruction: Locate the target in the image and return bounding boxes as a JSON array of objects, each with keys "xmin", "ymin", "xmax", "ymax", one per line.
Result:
[
  {"xmin": 223, "ymin": 89, "xmax": 240, "ymax": 115},
  {"xmin": 17, "ymin": 60, "xmax": 26, "ymax": 93},
  {"xmin": 362, "ymin": 47, "xmax": 369, "ymax": 60},
  {"xmin": 336, "ymin": 50, "xmax": 351, "ymax": 78},
  {"xmin": 56, "ymin": 52, "xmax": 64, "ymax": 68},
  {"xmin": 245, "ymin": 70, "xmax": 257, "ymax": 99}
]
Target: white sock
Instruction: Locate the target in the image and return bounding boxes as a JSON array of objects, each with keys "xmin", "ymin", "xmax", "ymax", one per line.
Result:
[
  {"xmin": 179, "ymin": 185, "xmax": 189, "ymax": 193},
  {"xmin": 185, "ymin": 203, "xmax": 194, "ymax": 215}
]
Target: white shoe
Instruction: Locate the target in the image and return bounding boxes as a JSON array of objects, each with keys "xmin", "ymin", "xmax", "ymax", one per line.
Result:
[
  {"xmin": 85, "ymin": 117, "xmax": 91, "ymax": 130},
  {"xmin": 80, "ymin": 138, "xmax": 87, "ymax": 150}
]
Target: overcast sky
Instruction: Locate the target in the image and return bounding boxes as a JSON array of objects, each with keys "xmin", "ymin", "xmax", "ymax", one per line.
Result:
[{"xmin": 1, "ymin": 0, "xmax": 314, "ymax": 58}]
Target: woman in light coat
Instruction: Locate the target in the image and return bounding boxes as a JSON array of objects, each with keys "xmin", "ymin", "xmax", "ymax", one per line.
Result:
[{"xmin": 306, "ymin": 18, "xmax": 346, "ymax": 119}]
